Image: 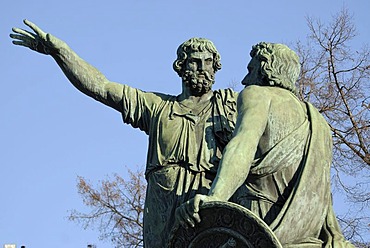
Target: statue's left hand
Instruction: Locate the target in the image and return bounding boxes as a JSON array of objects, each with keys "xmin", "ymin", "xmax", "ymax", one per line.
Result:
[
  {"xmin": 10, "ymin": 19, "xmax": 60, "ymax": 55},
  {"xmin": 175, "ymin": 194, "xmax": 214, "ymax": 229}
]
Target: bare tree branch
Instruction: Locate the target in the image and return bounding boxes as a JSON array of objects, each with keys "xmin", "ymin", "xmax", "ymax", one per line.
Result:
[
  {"xmin": 296, "ymin": 7, "xmax": 370, "ymax": 244},
  {"xmin": 68, "ymin": 167, "xmax": 145, "ymax": 247}
]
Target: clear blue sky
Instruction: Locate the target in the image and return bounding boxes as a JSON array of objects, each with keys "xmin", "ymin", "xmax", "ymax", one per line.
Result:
[{"xmin": 1, "ymin": 1, "xmax": 369, "ymax": 247}]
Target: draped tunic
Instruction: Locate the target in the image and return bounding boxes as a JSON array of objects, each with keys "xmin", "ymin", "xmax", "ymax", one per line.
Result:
[
  {"xmin": 120, "ymin": 84, "xmax": 238, "ymax": 247},
  {"xmin": 231, "ymin": 102, "xmax": 353, "ymax": 247}
]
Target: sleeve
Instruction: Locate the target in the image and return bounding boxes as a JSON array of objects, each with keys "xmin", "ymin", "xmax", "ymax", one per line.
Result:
[{"xmin": 121, "ymin": 84, "xmax": 164, "ymax": 134}]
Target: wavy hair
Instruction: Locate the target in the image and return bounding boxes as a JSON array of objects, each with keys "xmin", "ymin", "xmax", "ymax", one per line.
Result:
[
  {"xmin": 173, "ymin": 38, "xmax": 222, "ymax": 77},
  {"xmin": 250, "ymin": 42, "xmax": 300, "ymax": 94}
]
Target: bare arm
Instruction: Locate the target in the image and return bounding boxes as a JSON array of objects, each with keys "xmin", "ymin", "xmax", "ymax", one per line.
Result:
[
  {"xmin": 208, "ymin": 85, "xmax": 270, "ymax": 200},
  {"xmin": 10, "ymin": 20, "xmax": 123, "ymax": 112},
  {"xmin": 175, "ymin": 86, "xmax": 270, "ymax": 228}
]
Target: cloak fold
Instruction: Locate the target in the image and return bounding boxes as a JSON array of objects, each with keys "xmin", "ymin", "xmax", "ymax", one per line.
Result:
[{"xmin": 238, "ymin": 102, "xmax": 353, "ymax": 247}]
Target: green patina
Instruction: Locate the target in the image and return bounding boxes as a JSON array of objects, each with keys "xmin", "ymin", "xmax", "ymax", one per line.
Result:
[
  {"xmin": 11, "ymin": 20, "xmax": 238, "ymax": 247},
  {"xmin": 11, "ymin": 20, "xmax": 354, "ymax": 247},
  {"xmin": 177, "ymin": 42, "xmax": 354, "ymax": 248}
]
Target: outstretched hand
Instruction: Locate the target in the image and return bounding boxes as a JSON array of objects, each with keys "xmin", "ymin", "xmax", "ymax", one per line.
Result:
[
  {"xmin": 175, "ymin": 194, "xmax": 214, "ymax": 229},
  {"xmin": 10, "ymin": 19, "xmax": 59, "ymax": 55}
]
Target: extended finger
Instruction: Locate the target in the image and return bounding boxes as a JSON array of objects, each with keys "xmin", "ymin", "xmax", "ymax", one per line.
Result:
[
  {"xmin": 12, "ymin": 28, "xmax": 36, "ymax": 39},
  {"xmin": 23, "ymin": 19, "xmax": 46, "ymax": 38},
  {"xmin": 180, "ymin": 206, "xmax": 195, "ymax": 228},
  {"xmin": 185, "ymin": 202, "xmax": 201, "ymax": 224},
  {"xmin": 193, "ymin": 195, "xmax": 201, "ymax": 214},
  {"xmin": 179, "ymin": 205, "xmax": 196, "ymax": 228},
  {"xmin": 12, "ymin": 40, "xmax": 32, "ymax": 48},
  {"xmin": 185, "ymin": 215, "xmax": 196, "ymax": 228},
  {"xmin": 10, "ymin": 33, "xmax": 34, "ymax": 43},
  {"xmin": 10, "ymin": 33, "xmax": 36, "ymax": 50},
  {"xmin": 191, "ymin": 195, "xmax": 205, "ymax": 223},
  {"xmin": 175, "ymin": 207, "xmax": 189, "ymax": 229},
  {"xmin": 192, "ymin": 212, "xmax": 201, "ymax": 224}
]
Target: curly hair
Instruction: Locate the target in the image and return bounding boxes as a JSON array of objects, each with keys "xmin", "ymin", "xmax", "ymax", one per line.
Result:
[
  {"xmin": 250, "ymin": 42, "xmax": 300, "ymax": 94},
  {"xmin": 173, "ymin": 38, "xmax": 222, "ymax": 77}
]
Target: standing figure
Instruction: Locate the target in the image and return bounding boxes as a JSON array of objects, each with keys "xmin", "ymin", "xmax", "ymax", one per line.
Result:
[
  {"xmin": 177, "ymin": 42, "xmax": 354, "ymax": 247},
  {"xmin": 10, "ymin": 20, "xmax": 238, "ymax": 247}
]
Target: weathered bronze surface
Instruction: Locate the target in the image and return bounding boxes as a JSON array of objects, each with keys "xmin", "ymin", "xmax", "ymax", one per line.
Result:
[
  {"xmin": 176, "ymin": 42, "xmax": 355, "ymax": 248},
  {"xmin": 170, "ymin": 201, "xmax": 282, "ymax": 248},
  {"xmin": 10, "ymin": 20, "xmax": 238, "ymax": 247}
]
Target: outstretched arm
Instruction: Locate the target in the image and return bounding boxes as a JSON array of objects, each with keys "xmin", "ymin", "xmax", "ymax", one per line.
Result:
[{"xmin": 10, "ymin": 19, "xmax": 124, "ymax": 112}]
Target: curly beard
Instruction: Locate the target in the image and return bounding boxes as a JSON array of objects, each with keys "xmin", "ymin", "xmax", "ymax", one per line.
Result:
[{"xmin": 182, "ymin": 70, "xmax": 215, "ymax": 96}]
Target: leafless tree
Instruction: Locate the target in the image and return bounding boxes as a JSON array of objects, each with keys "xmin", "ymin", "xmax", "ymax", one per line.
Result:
[
  {"xmin": 69, "ymin": 168, "xmax": 146, "ymax": 248},
  {"xmin": 295, "ymin": 7, "xmax": 370, "ymax": 244}
]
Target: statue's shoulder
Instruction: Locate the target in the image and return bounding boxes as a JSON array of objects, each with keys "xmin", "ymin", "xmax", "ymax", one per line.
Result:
[
  {"xmin": 240, "ymin": 85, "xmax": 293, "ymax": 101},
  {"xmin": 239, "ymin": 85, "xmax": 271, "ymax": 101},
  {"xmin": 241, "ymin": 85, "xmax": 271, "ymax": 93},
  {"xmin": 123, "ymin": 84, "xmax": 176, "ymax": 102},
  {"xmin": 214, "ymin": 88, "xmax": 239, "ymax": 101},
  {"xmin": 142, "ymin": 90, "xmax": 177, "ymax": 103},
  {"xmin": 154, "ymin": 92, "xmax": 177, "ymax": 101}
]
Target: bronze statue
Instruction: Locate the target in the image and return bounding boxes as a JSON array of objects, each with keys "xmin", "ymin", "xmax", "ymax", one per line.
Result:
[
  {"xmin": 10, "ymin": 20, "xmax": 238, "ymax": 247},
  {"xmin": 176, "ymin": 42, "xmax": 354, "ymax": 247}
]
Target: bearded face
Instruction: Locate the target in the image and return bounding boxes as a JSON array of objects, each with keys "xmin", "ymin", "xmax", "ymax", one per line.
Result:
[
  {"xmin": 182, "ymin": 70, "xmax": 215, "ymax": 96},
  {"xmin": 182, "ymin": 51, "xmax": 215, "ymax": 96},
  {"xmin": 241, "ymin": 57, "xmax": 264, "ymax": 87}
]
